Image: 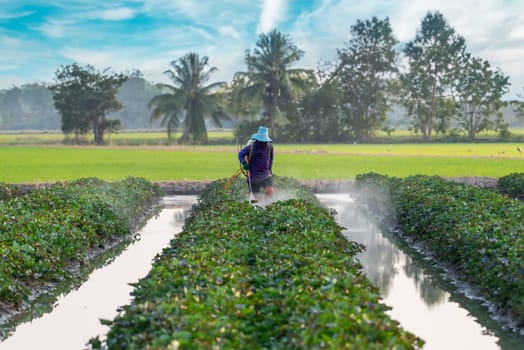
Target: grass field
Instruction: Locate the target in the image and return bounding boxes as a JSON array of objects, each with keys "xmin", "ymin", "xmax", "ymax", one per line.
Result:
[
  {"xmin": 1, "ymin": 144, "xmax": 522, "ymax": 183},
  {"xmin": 374, "ymin": 128, "xmax": 524, "ymax": 137},
  {"xmin": 278, "ymin": 143, "xmax": 524, "ymax": 158},
  {"xmin": 0, "ymin": 130, "xmax": 235, "ymax": 145},
  {"xmin": 1, "ymin": 128, "xmax": 524, "ymax": 146}
]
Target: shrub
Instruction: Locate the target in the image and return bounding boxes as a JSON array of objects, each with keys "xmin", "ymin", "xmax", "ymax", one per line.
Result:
[
  {"xmin": 0, "ymin": 182, "xmax": 20, "ymax": 201},
  {"xmin": 497, "ymin": 172, "xmax": 524, "ymax": 200}
]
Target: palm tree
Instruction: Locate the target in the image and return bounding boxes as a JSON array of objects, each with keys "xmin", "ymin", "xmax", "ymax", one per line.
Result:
[
  {"xmin": 148, "ymin": 53, "xmax": 226, "ymax": 144},
  {"xmin": 233, "ymin": 30, "xmax": 313, "ymax": 137}
]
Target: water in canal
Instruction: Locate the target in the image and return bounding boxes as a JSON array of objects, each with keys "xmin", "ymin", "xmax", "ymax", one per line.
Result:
[
  {"xmin": 0, "ymin": 194, "xmax": 522, "ymax": 349},
  {"xmin": 317, "ymin": 193, "xmax": 523, "ymax": 350},
  {"xmin": 0, "ymin": 195, "xmax": 196, "ymax": 350}
]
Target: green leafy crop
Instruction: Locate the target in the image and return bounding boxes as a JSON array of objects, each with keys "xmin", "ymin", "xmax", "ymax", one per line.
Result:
[
  {"xmin": 91, "ymin": 176, "xmax": 423, "ymax": 349},
  {"xmin": 0, "ymin": 177, "xmax": 162, "ymax": 305},
  {"xmin": 354, "ymin": 173, "xmax": 524, "ymax": 323},
  {"xmin": 497, "ymin": 172, "xmax": 524, "ymax": 201},
  {"xmin": 0, "ymin": 183, "xmax": 20, "ymax": 201}
]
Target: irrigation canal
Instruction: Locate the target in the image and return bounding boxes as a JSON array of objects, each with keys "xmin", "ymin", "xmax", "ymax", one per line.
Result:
[
  {"xmin": 317, "ymin": 194, "xmax": 523, "ymax": 350},
  {"xmin": 0, "ymin": 194, "xmax": 522, "ymax": 349}
]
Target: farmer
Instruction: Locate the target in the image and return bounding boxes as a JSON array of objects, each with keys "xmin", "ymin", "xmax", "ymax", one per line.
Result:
[{"xmin": 238, "ymin": 126, "xmax": 274, "ymax": 201}]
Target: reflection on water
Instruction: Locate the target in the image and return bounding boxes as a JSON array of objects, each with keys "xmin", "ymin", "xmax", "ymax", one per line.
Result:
[
  {"xmin": 317, "ymin": 194, "xmax": 523, "ymax": 350},
  {"xmin": 0, "ymin": 195, "xmax": 197, "ymax": 350},
  {"xmin": 2, "ymin": 194, "xmax": 522, "ymax": 350},
  {"xmin": 403, "ymin": 253, "xmax": 447, "ymax": 308}
]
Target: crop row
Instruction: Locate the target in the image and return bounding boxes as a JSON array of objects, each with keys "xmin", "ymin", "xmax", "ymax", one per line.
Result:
[
  {"xmin": 497, "ymin": 172, "xmax": 524, "ymax": 201},
  {"xmin": 0, "ymin": 183, "xmax": 20, "ymax": 201},
  {"xmin": 89, "ymin": 176, "xmax": 423, "ymax": 349},
  {"xmin": 353, "ymin": 173, "xmax": 524, "ymax": 323},
  {"xmin": 0, "ymin": 177, "xmax": 162, "ymax": 305}
]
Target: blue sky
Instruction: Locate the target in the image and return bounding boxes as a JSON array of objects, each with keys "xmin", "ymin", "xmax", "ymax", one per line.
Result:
[{"xmin": 1, "ymin": 0, "xmax": 524, "ymax": 98}]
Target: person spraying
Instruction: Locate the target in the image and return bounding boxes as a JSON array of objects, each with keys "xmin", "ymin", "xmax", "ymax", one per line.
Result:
[{"xmin": 238, "ymin": 126, "xmax": 274, "ymax": 202}]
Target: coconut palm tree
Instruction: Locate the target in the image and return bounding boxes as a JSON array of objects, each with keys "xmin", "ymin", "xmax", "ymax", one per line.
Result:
[
  {"xmin": 148, "ymin": 53, "xmax": 226, "ymax": 144},
  {"xmin": 233, "ymin": 30, "xmax": 313, "ymax": 138}
]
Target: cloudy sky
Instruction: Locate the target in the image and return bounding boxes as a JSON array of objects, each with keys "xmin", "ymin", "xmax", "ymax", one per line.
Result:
[{"xmin": 1, "ymin": 0, "xmax": 524, "ymax": 98}]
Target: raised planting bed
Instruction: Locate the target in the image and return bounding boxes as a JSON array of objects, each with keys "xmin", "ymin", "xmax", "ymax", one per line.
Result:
[
  {"xmin": 89, "ymin": 176, "xmax": 423, "ymax": 349},
  {"xmin": 0, "ymin": 177, "xmax": 162, "ymax": 315},
  {"xmin": 353, "ymin": 173, "xmax": 524, "ymax": 328},
  {"xmin": 497, "ymin": 172, "xmax": 524, "ymax": 201},
  {"xmin": 0, "ymin": 183, "xmax": 21, "ymax": 201}
]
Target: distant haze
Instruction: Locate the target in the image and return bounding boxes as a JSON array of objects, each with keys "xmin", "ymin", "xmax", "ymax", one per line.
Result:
[{"xmin": 0, "ymin": 78, "xmax": 522, "ymax": 131}]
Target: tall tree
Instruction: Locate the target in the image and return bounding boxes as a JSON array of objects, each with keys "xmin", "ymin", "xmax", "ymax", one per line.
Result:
[
  {"xmin": 336, "ymin": 16, "xmax": 398, "ymax": 140},
  {"xmin": 286, "ymin": 79, "xmax": 345, "ymax": 142},
  {"xmin": 233, "ymin": 29, "xmax": 313, "ymax": 138},
  {"xmin": 455, "ymin": 55, "xmax": 509, "ymax": 139},
  {"xmin": 148, "ymin": 53, "xmax": 226, "ymax": 144},
  {"xmin": 49, "ymin": 63, "xmax": 127, "ymax": 144},
  {"xmin": 400, "ymin": 11, "xmax": 466, "ymax": 139}
]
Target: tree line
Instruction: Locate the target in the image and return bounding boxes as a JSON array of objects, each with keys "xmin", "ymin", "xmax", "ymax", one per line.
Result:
[
  {"xmin": 0, "ymin": 75, "xmax": 163, "ymax": 132},
  {"xmin": 1, "ymin": 10, "xmax": 524, "ymax": 144}
]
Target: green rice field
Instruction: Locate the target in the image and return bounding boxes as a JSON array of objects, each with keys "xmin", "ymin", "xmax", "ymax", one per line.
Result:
[
  {"xmin": 0, "ymin": 143, "xmax": 522, "ymax": 183},
  {"xmin": 0, "ymin": 128, "xmax": 523, "ymax": 146},
  {"xmin": 0, "ymin": 130, "xmax": 234, "ymax": 145}
]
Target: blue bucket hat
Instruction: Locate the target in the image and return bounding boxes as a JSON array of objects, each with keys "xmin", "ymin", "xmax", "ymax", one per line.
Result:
[{"xmin": 251, "ymin": 126, "xmax": 272, "ymax": 142}]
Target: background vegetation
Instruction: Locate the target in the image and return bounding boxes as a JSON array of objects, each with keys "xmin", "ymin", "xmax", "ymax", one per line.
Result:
[{"xmin": 2, "ymin": 11, "xmax": 524, "ymax": 145}]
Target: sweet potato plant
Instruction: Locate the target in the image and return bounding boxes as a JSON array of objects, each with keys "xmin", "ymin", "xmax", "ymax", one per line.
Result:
[
  {"xmin": 497, "ymin": 172, "xmax": 524, "ymax": 200},
  {"xmin": 354, "ymin": 173, "xmax": 524, "ymax": 323},
  {"xmin": 90, "ymin": 176, "xmax": 423, "ymax": 349},
  {"xmin": 0, "ymin": 182, "xmax": 19, "ymax": 201},
  {"xmin": 0, "ymin": 177, "xmax": 162, "ymax": 305}
]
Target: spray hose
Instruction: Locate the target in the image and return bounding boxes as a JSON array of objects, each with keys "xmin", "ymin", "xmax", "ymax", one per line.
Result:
[{"xmin": 223, "ymin": 167, "xmax": 244, "ymax": 190}]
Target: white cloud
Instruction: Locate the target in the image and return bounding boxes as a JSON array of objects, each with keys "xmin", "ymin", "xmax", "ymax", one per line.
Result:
[
  {"xmin": 142, "ymin": 0, "xmax": 253, "ymax": 24},
  {"xmin": 484, "ymin": 47, "xmax": 524, "ymax": 72},
  {"xmin": 0, "ymin": 35, "xmax": 23, "ymax": 47},
  {"xmin": 96, "ymin": 7, "xmax": 136, "ymax": 21},
  {"xmin": 257, "ymin": 0, "xmax": 287, "ymax": 33},
  {"xmin": 0, "ymin": 10, "xmax": 34, "ymax": 20},
  {"xmin": 201, "ymin": 45, "xmax": 246, "ymax": 82},
  {"xmin": 509, "ymin": 23, "xmax": 524, "ymax": 41},
  {"xmin": 62, "ymin": 48, "xmax": 120, "ymax": 68},
  {"xmin": 0, "ymin": 64, "xmax": 19, "ymax": 71},
  {"xmin": 0, "ymin": 35, "xmax": 43, "ymax": 67},
  {"xmin": 289, "ymin": 1, "xmax": 350, "ymax": 68},
  {"xmin": 143, "ymin": 0, "xmax": 202, "ymax": 19},
  {"xmin": 38, "ymin": 20, "xmax": 67, "ymax": 39},
  {"xmin": 217, "ymin": 26, "xmax": 242, "ymax": 40},
  {"xmin": 0, "ymin": 35, "xmax": 55, "ymax": 89},
  {"xmin": 147, "ymin": 26, "xmax": 219, "ymax": 52}
]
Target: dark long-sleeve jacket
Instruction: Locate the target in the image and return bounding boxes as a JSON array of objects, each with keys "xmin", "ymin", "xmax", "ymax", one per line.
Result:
[{"xmin": 238, "ymin": 141, "xmax": 273, "ymax": 182}]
